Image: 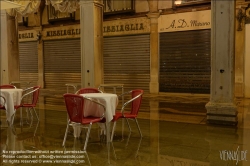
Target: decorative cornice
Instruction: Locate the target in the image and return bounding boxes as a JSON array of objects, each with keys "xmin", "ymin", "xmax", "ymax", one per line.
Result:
[{"xmin": 146, "ymin": 12, "xmax": 160, "ymax": 19}]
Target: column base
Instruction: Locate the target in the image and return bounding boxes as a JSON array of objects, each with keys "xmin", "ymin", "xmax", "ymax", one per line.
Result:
[{"xmin": 205, "ymin": 102, "xmax": 238, "ymax": 125}]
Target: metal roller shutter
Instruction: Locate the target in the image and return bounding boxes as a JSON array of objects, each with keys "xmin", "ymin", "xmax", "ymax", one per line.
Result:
[
  {"xmin": 44, "ymin": 39, "xmax": 81, "ymax": 104},
  {"xmin": 19, "ymin": 41, "xmax": 38, "ymax": 88},
  {"xmin": 160, "ymin": 29, "xmax": 211, "ymax": 94},
  {"xmin": 103, "ymin": 34, "xmax": 150, "ymax": 93}
]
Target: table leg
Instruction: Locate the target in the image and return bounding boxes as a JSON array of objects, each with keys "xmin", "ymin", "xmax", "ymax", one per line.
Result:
[
  {"xmin": 106, "ymin": 121, "xmax": 110, "ymax": 164},
  {"xmin": 72, "ymin": 124, "xmax": 81, "ymax": 138}
]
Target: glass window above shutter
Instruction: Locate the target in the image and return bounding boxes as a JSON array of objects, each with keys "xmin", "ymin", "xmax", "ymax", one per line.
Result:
[
  {"xmin": 104, "ymin": 0, "xmax": 134, "ymax": 15},
  {"xmin": 174, "ymin": 0, "xmax": 210, "ymax": 6}
]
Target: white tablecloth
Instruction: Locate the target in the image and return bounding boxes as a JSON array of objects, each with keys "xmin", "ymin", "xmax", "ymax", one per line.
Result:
[
  {"xmin": 81, "ymin": 93, "xmax": 118, "ymax": 122},
  {"xmin": 0, "ymin": 89, "xmax": 23, "ymax": 124}
]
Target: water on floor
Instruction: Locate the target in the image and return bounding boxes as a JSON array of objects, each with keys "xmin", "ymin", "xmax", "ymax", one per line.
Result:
[{"xmin": 0, "ymin": 93, "xmax": 250, "ymax": 166}]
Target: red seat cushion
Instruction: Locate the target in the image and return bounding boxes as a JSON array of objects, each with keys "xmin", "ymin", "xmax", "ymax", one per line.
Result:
[
  {"xmin": 81, "ymin": 117, "xmax": 103, "ymax": 125},
  {"xmin": 112, "ymin": 112, "xmax": 137, "ymax": 122}
]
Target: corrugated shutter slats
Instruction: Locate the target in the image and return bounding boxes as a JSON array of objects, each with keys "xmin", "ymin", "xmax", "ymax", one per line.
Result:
[
  {"xmin": 160, "ymin": 30, "xmax": 211, "ymax": 94},
  {"xmin": 44, "ymin": 39, "xmax": 81, "ymax": 100},
  {"xmin": 103, "ymin": 35, "xmax": 150, "ymax": 92},
  {"xmin": 19, "ymin": 41, "xmax": 38, "ymax": 87}
]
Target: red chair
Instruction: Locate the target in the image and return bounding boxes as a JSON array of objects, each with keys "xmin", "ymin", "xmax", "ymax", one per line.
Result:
[
  {"xmin": 0, "ymin": 95, "xmax": 6, "ymax": 109},
  {"xmin": 75, "ymin": 87, "xmax": 103, "ymax": 95},
  {"xmin": 14, "ymin": 86, "xmax": 41, "ymax": 122},
  {"xmin": 0, "ymin": 84, "xmax": 16, "ymax": 89},
  {"xmin": 111, "ymin": 89, "xmax": 143, "ymax": 141},
  {"xmin": 62, "ymin": 93, "xmax": 106, "ymax": 165}
]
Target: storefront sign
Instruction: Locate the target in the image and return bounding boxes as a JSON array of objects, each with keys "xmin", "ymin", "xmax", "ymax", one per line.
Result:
[
  {"xmin": 18, "ymin": 30, "xmax": 38, "ymax": 42},
  {"xmin": 46, "ymin": 29, "xmax": 81, "ymax": 37},
  {"xmin": 43, "ymin": 25, "xmax": 81, "ymax": 40},
  {"xmin": 103, "ymin": 17, "xmax": 150, "ymax": 36},
  {"xmin": 158, "ymin": 10, "xmax": 211, "ymax": 32},
  {"xmin": 26, "ymin": 18, "xmax": 149, "ymax": 40}
]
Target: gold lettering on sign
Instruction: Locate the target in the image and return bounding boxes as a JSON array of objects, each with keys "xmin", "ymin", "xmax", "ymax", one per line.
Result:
[
  {"xmin": 19, "ymin": 33, "xmax": 35, "ymax": 39},
  {"xmin": 46, "ymin": 28, "xmax": 81, "ymax": 37},
  {"xmin": 103, "ymin": 23, "xmax": 144, "ymax": 33}
]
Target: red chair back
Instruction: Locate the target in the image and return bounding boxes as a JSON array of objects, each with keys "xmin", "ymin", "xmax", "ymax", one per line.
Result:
[
  {"xmin": 76, "ymin": 88, "xmax": 101, "ymax": 95},
  {"xmin": 0, "ymin": 84, "xmax": 16, "ymax": 89},
  {"xmin": 130, "ymin": 89, "xmax": 143, "ymax": 115},
  {"xmin": 64, "ymin": 94, "xmax": 85, "ymax": 123},
  {"xmin": 31, "ymin": 86, "xmax": 40, "ymax": 106}
]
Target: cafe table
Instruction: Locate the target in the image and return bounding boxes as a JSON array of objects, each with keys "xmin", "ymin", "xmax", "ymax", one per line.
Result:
[
  {"xmin": 75, "ymin": 93, "xmax": 118, "ymax": 163},
  {"xmin": 0, "ymin": 89, "xmax": 23, "ymax": 125}
]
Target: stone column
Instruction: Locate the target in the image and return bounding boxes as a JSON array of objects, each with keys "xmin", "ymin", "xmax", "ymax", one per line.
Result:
[
  {"xmin": 79, "ymin": 0, "xmax": 103, "ymax": 88},
  {"xmin": 147, "ymin": 0, "xmax": 160, "ymax": 93},
  {"xmin": 0, "ymin": 11, "xmax": 20, "ymax": 84},
  {"xmin": 205, "ymin": 1, "xmax": 237, "ymax": 125},
  {"xmin": 245, "ymin": 22, "xmax": 250, "ymax": 98}
]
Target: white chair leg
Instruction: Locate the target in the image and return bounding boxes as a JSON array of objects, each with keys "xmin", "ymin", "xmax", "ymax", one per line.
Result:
[
  {"xmin": 62, "ymin": 120, "xmax": 70, "ymax": 146},
  {"xmin": 111, "ymin": 122, "xmax": 116, "ymax": 142},
  {"xmin": 111, "ymin": 141, "xmax": 117, "ymax": 160},
  {"xmin": 125, "ymin": 131, "xmax": 131, "ymax": 147},
  {"xmin": 20, "ymin": 108, "xmax": 23, "ymax": 126},
  {"xmin": 135, "ymin": 118, "xmax": 142, "ymax": 138},
  {"xmin": 125, "ymin": 118, "xmax": 132, "ymax": 133},
  {"xmin": 32, "ymin": 107, "xmax": 39, "ymax": 121},
  {"xmin": 84, "ymin": 123, "xmax": 92, "ymax": 151}
]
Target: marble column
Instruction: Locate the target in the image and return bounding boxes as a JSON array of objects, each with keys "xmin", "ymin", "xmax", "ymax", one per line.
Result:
[
  {"xmin": 147, "ymin": 2, "xmax": 160, "ymax": 93},
  {"xmin": 79, "ymin": 0, "xmax": 103, "ymax": 88},
  {"xmin": 245, "ymin": 23, "xmax": 250, "ymax": 98},
  {"xmin": 205, "ymin": 1, "xmax": 237, "ymax": 125},
  {"xmin": 36, "ymin": 27, "xmax": 44, "ymax": 88},
  {"xmin": 0, "ymin": 11, "xmax": 20, "ymax": 84}
]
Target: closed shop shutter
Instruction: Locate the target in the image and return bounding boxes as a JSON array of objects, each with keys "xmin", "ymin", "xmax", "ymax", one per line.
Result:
[
  {"xmin": 103, "ymin": 34, "xmax": 150, "ymax": 93},
  {"xmin": 19, "ymin": 41, "xmax": 38, "ymax": 88},
  {"xmin": 159, "ymin": 29, "xmax": 211, "ymax": 94},
  {"xmin": 44, "ymin": 39, "xmax": 81, "ymax": 104}
]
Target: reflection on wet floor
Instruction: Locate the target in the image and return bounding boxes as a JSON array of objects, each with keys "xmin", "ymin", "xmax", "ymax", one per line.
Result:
[{"xmin": 1, "ymin": 94, "xmax": 250, "ymax": 166}]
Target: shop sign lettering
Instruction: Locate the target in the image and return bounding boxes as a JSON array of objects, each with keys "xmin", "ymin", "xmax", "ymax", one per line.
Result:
[
  {"xmin": 164, "ymin": 19, "xmax": 210, "ymax": 30},
  {"xmin": 46, "ymin": 29, "xmax": 81, "ymax": 37},
  {"xmin": 19, "ymin": 33, "xmax": 34, "ymax": 39},
  {"xmin": 158, "ymin": 10, "xmax": 211, "ymax": 32},
  {"xmin": 103, "ymin": 23, "xmax": 144, "ymax": 33},
  {"xmin": 18, "ymin": 30, "xmax": 38, "ymax": 41}
]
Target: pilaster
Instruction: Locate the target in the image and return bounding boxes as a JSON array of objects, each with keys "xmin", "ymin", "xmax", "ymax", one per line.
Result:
[
  {"xmin": 37, "ymin": 27, "xmax": 44, "ymax": 88},
  {"xmin": 206, "ymin": 1, "xmax": 237, "ymax": 125},
  {"xmin": 147, "ymin": 12, "xmax": 160, "ymax": 94},
  {"xmin": 79, "ymin": 0, "xmax": 103, "ymax": 88},
  {"xmin": 0, "ymin": 11, "xmax": 20, "ymax": 84}
]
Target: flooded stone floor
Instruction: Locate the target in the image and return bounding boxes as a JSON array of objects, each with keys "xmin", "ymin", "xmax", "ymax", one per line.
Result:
[{"xmin": 0, "ymin": 93, "xmax": 250, "ymax": 166}]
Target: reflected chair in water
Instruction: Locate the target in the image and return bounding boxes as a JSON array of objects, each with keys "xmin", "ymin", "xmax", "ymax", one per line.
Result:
[
  {"xmin": 62, "ymin": 94, "xmax": 106, "ymax": 165},
  {"xmin": 111, "ymin": 89, "xmax": 143, "ymax": 143},
  {"xmin": 75, "ymin": 88, "xmax": 103, "ymax": 95},
  {"xmin": 12, "ymin": 121, "xmax": 40, "ymax": 151},
  {"xmin": 14, "ymin": 86, "xmax": 41, "ymax": 124}
]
